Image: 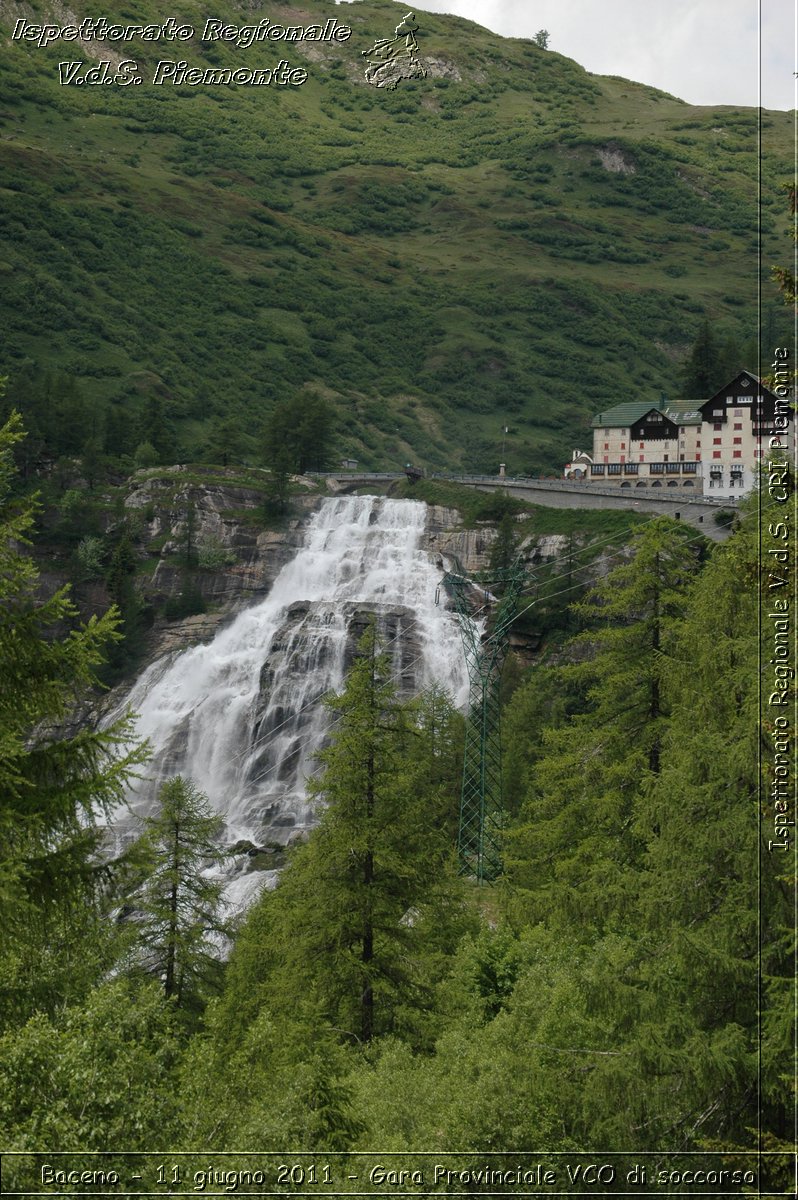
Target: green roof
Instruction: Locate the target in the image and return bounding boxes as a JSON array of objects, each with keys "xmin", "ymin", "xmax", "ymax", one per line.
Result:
[{"xmin": 592, "ymin": 401, "xmax": 701, "ymax": 428}]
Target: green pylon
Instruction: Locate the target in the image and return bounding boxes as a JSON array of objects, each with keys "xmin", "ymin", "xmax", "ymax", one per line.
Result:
[{"xmin": 442, "ymin": 558, "xmax": 526, "ymax": 882}]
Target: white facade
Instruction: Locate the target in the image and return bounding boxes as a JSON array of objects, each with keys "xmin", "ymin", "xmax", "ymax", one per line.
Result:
[
  {"xmin": 585, "ymin": 373, "xmax": 792, "ymax": 498},
  {"xmin": 589, "ymin": 403, "xmax": 701, "ymax": 491},
  {"xmin": 698, "ymin": 373, "xmax": 791, "ymax": 500}
]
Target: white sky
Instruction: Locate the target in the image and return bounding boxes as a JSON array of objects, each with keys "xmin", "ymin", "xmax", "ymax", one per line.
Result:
[{"xmin": 341, "ymin": 0, "xmax": 796, "ymax": 110}]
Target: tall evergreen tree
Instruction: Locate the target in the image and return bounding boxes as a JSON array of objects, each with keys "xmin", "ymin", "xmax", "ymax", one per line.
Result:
[
  {"xmin": 217, "ymin": 629, "xmax": 468, "ymax": 1051},
  {"xmin": 125, "ymin": 777, "xmax": 228, "ymax": 1014},
  {"xmin": 683, "ymin": 318, "xmax": 725, "ymax": 397},
  {"xmin": 506, "ymin": 517, "xmax": 704, "ymax": 937},
  {"xmin": 265, "ymin": 392, "xmax": 335, "ymax": 475},
  {"xmin": 615, "ymin": 493, "xmax": 793, "ymax": 1151},
  {"xmin": 0, "ymin": 409, "xmax": 147, "ymax": 1027}
]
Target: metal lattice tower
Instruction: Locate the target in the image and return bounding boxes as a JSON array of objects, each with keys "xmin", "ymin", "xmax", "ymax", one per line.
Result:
[{"xmin": 441, "ymin": 558, "xmax": 526, "ymax": 883}]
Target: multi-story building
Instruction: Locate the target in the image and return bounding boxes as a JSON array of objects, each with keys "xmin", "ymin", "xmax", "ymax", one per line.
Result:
[
  {"xmin": 697, "ymin": 371, "xmax": 789, "ymax": 499},
  {"xmin": 582, "ymin": 372, "xmax": 790, "ymax": 497},
  {"xmin": 589, "ymin": 397, "xmax": 702, "ymax": 491}
]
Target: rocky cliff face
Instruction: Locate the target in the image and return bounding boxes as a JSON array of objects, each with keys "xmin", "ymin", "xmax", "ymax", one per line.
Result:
[
  {"xmin": 128, "ymin": 490, "xmax": 500, "ymax": 668},
  {"xmin": 100, "ymin": 477, "xmax": 581, "ymax": 687},
  {"xmin": 122, "ymin": 468, "xmax": 323, "ymax": 658},
  {"xmin": 424, "ymin": 504, "xmax": 573, "ymax": 574}
]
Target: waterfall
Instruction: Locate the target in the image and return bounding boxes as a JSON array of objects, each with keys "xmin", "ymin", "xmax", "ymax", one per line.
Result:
[{"xmin": 107, "ymin": 496, "xmax": 467, "ymax": 902}]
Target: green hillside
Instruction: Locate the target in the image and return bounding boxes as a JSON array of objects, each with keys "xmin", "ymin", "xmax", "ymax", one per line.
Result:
[{"xmin": 0, "ymin": 0, "xmax": 792, "ymax": 474}]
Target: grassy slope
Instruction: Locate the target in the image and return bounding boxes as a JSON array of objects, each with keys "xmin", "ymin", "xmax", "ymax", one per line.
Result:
[{"xmin": 0, "ymin": 0, "xmax": 792, "ymax": 475}]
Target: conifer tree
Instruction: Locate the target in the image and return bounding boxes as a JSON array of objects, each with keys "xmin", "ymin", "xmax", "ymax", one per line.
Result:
[
  {"xmin": 274, "ymin": 625, "xmax": 424, "ymax": 1043},
  {"xmin": 506, "ymin": 517, "xmax": 704, "ymax": 936},
  {"xmin": 0, "ymin": 409, "xmax": 148, "ymax": 1027},
  {"xmin": 218, "ymin": 628, "xmax": 467, "ymax": 1050},
  {"xmin": 125, "ymin": 776, "xmax": 228, "ymax": 1013},
  {"xmin": 683, "ymin": 318, "xmax": 725, "ymax": 397},
  {"xmin": 265, "ymin": 393, "xmax": 335, "ymax": 475},
  {"xmin": 611, "ymin": 493, "xmax": 794, "ymax": 1150}
]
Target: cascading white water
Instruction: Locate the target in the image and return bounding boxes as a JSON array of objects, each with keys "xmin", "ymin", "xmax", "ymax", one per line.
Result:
[{"xmin": 107, "ymin": 496, "xmax": 467, "ymax": 901}]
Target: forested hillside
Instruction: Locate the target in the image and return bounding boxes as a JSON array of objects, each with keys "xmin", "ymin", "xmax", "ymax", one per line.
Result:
[
  {"xmin": 0, "ymin": 0, "xmax": 793, "ymax": 474},
  {"xmin": 0, "ymin": 401, "xmax": 792, "ymax": 1188}
]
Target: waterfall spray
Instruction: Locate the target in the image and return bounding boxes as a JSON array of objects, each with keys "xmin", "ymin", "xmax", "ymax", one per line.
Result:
[{"xmin": 106, "ymin": 496, "xmax": 466, "ymax": 900}]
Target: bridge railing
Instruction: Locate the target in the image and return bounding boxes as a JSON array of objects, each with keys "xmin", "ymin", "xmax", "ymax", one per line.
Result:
[
  {"xmin": 309, "ymin": 471, "xmax": 737, "ymax": 507},
  {"xmin": 429, "ymin": 472, "xmax": 735, "ymax": 506}
]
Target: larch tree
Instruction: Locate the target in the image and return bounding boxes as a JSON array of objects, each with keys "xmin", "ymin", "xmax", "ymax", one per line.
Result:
[
  {"xmin": 217, "ymin": 626, "xmax": 468, "ymax": 1051},
  {"xmin": 505, "ymin": 517, "xmax": 704, "ymax": 938},
  {"xmin": 622, "ymin": 493, "xmax": 793, "ymax": 1151},
  {"xmin": 126, "ymin": 776, "xmax": 228, "ymax": 1014}
]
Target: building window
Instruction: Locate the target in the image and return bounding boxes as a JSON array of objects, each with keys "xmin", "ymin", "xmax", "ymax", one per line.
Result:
[
  {"xmin": 650, "ymin": 463, "xmax": 665, "ymax": 474},
  {"xmin": 591, "ymin": 464, "xmax": 605, "ymax": 475},
  {"xmin": 624, "ymin": 463, "xmax": 639, "ymax": 475},
  {"xmin": 607, "ymin": 464, "xmax": 622, "ymax": 475},
  {"xmin": 680, "ymin": 453, "xmax": 684, "ymax": 461},
  {"xmin": 733, "ymin": 450, "xmax": 742, "ymax": 458},
  {"xmin": 734, "ymin": 422, "xmax": 742, "ymax": 430},
  {"xmin": 604, "ymin": 442, "xmax": 609, "ymax": 450},
  {"xmin": 713, "ymin": 410, "xmax": 723, "ymax": 417},
  {"xmin": 639, "ymin": 455, "xmax": 645, "ymax": 463},
  {"xmin": 754, "ymin": 449, "xmax": 762, "ymax": 458},
  {"xmin": 666, "ymin": 463, "xmax": 680, "ymax": 474},
  {"xmin": 663, "ymin": 454, "xmax": 669, "ymax": 462},
  {"xmin": 713, "ymin": 437, "xmax": 722, "ymax": 445},
  {"xmin": 620, "ymin": 455, "xmax": 626, "ymax": 463},
  {"xmin": 696, "ymin": 440, "xmax": 701, "ymax": 447},
  {"xmin": 713, "ymin": 451, "xmax": 721, "ymax": 459},
  {"xmin": 603, "ymin": 455, "xmax": 608, "ymax": 464},
  {"xmin": 639, "ymin": 441, "xmax": 644, "ymax": 449},
  {"xmin": 680, "ymin": 427, "xmax": 686, "ymax": 434},
  {"xmin": 696, "ymin": 453, "xmax": 701, "ymax": 461},
  {"xmin": 683, "ymin": 462, "xmax": 697, "ymax": 474},
  {"xmin": 604, "ymin": 428, "xmax": 610, "ymax": 435},
  {"xmin": 733, "ymin": 437, "xmax": 742, "ymax": 444},
  {"xmin": 620, "ymin": 442, "xmax": 625, "ymax": 449},
  {"xmin": 714, "ymin": 422, "xmax": 722, "ymax": 430},
  {"xmin": 733, "ymin": 409, "xmax": 743, "ymax": 417}
]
